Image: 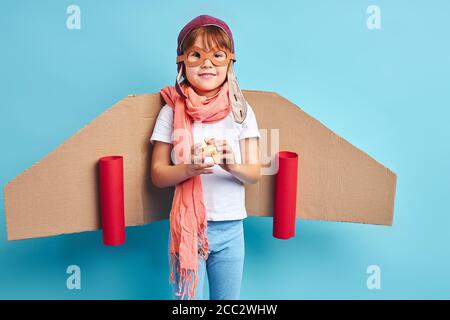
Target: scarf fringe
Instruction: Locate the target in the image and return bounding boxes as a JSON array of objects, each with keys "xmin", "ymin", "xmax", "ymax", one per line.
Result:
[
  {"xmin": 169, "ymin": 252, "xmax": 201, "ymax": 300},
  {"xmin": 169, "ymin": 224, "xmax": 210, "ymax": 300}
]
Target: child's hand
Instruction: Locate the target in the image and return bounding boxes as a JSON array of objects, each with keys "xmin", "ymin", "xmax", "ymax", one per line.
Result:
[
  {"xmin": 185, "ymin": 142, "xmax": 214, "ymax": 178},
  {"xmin": 205, "ymin": 138, "xmax": 236, "ymax": 173},
  {"xmin": 185, "ymin": 162, "xmax": 215, "ymax": 177}
]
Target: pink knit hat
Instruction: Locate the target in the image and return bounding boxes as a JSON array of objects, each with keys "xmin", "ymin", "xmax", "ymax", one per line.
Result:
[
  {"xmin": 176, "ymin": 15, "xmax": 235, "ymax": 70},
  {"xmin": 174, "ymin": 14, "xmax": 248, "ymax": 123}
]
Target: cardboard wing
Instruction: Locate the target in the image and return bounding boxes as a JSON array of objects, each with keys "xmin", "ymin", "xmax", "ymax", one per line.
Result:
[{"xmin": 3, "ymin": 91, "xmax": 397, "ymax": 241}]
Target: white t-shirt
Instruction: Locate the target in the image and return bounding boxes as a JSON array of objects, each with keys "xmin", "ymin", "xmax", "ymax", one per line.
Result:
[{"xmin": 150, "ymin": 102, "xmax": 260, "ymax": 221}]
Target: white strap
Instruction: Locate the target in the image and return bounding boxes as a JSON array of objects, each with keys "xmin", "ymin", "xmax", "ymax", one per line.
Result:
[{"xmin": 227, "ymin": 62, "xmax": 248, "ymax": 124}]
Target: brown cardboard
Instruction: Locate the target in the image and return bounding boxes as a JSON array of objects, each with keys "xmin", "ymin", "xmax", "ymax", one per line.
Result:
[{"xmin": 3, "ymin": 91, "xmax": 397, "ymax": 241}]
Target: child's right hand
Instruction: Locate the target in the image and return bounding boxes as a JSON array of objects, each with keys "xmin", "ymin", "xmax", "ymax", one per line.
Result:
[{"xmin": 185, "ymin": 162, "xmax": 215, "ymax": 177}]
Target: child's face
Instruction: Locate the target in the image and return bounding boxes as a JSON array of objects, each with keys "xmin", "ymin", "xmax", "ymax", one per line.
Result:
[{"xmin": 183, "ymin": 35, "xmax": 229, "ymax": 97}]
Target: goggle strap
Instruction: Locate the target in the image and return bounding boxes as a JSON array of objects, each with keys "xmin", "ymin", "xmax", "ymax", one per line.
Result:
[{"xmin": 227, "ymin": 62, "xmax": 248, "ymax": 124}]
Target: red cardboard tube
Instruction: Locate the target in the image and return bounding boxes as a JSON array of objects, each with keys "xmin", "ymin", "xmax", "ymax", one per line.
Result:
[
  {"xmin": 273, "ymin": 151, "xmax": 299, "ymax": 240},
  {"xmin": 98, "ymin": 156, "xmax": 125, "ymax": 246}
]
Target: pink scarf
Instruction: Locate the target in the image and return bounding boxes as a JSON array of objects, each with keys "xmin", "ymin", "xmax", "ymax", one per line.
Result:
[{"xmin": 160, "ymin": 81, "xmax": 231, "ymax": 300}]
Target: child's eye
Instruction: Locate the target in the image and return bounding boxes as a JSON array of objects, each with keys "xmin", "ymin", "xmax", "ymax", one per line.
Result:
[
  {"xmin": 187, "ymin": 51, "xmax": 201, "ymax": 62},
  {"xmin": 214, "ymin": 52, "xmax": 226, "ymax": 61}
]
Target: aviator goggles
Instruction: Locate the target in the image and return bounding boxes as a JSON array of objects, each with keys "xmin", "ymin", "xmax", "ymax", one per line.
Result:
[{"xmin": 176, "ymin": 46, "xmax": 236, "ymax": 67}]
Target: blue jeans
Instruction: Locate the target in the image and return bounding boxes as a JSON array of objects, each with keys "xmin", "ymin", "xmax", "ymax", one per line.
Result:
[{"xmin": 168, "ymin": 219, "xmax": 245, "ymax": 300}]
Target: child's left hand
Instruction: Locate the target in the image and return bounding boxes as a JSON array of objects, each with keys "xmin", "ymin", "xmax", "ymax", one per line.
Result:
[{"xmin": 205, "ymin": 138, "xmax": 236, "ymax": 173}]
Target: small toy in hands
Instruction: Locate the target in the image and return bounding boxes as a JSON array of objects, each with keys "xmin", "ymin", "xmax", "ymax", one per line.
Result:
[{"xmin": 201, "ymin": 138, "xmax": 221, "ymax": 164}]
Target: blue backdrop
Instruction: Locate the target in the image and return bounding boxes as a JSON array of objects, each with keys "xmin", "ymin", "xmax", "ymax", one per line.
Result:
[{"xmin": 1, "ymin": 0, "xmax": 449, "ymax": 299}]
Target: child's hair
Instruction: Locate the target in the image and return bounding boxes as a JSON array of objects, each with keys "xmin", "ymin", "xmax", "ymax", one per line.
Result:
[{"xmin": 181, "ymin": 25, "xmax": 232, "ymax": 56}]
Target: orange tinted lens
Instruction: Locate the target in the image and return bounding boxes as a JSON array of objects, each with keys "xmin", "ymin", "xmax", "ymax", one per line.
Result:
[
  {"xmin": 213, "ymin": 49, "xmax": 232, "ymax": 66},
  {"xmin": 186, "ymin": 49, "xmax": 201, "ymax": 64},
  {"xmin": 212, "ymin": 50, "xmax": 227, "ymax": 63}
]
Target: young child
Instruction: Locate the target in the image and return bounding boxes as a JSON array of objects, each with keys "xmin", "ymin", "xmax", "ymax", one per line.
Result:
[{"xmin": 150, "ymin": 15, "xmax": 261, "ymax": 300}]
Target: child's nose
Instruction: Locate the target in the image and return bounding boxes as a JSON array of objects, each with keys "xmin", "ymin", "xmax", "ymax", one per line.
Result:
[{"xmin": 201, "ymin": 58, "xmax": 213, "ymax": 67}]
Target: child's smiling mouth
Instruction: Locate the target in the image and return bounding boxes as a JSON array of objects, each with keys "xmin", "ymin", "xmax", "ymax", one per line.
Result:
[{"xmin": 198, "ymin": 73, "xmax": 216, "ymax": 80}]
